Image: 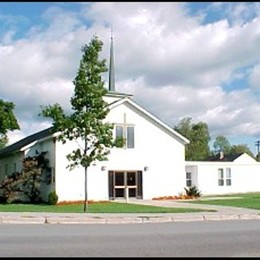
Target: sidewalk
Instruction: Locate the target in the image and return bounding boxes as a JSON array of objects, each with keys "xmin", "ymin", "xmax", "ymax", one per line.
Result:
[{"xmin": 0, "ymin": 199, "xmax": 260, "ymax": 224}]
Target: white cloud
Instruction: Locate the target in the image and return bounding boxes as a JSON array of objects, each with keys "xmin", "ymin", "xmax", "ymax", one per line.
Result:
[
  {"xmin": 1, "ymin": 2, "xmax": 260, "ymax": 153},
  {"xmin": 249, "ymin": 63, "xmax": 260, "ymax": 90}
]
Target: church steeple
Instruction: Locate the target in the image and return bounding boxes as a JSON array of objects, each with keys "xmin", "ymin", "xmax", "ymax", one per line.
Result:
[
  {"xmin": 108, "ymin": 29, "xmax": 115, "ymax": 92},
  {"xmin": 104, "ymin": 30, "xmax": 133, "ymax": 103}
]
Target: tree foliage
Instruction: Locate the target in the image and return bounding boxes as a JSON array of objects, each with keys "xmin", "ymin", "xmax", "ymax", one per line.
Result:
[
  {"xmin": 0, "ymin": 153, "xmax": 50, "ymax": 203},
  {"xmin": 174, "ymin": 117, "xmax": 255, "ymax": 160},
  {"xmin": 0, "ymin": 171, "xmax": 23, "ymax": 203},
  {"xmin": 229, "ymin": 144, "xmax": 254, "ymax": 158},
  {"xmin": 0, "ymin": 136, "xmax": 8, "ymax": 149},
  {"xmin": 40, "ymin": 35, "xmax": 116, "ymax": 211},
  {"xmin": 0, "ymin": 99, "xmax": 20, "ymax": 149},
  {"xmin": 41, "ymin": 35, "xmax": 114, "ymax": 169},
  {"xmin": 213, "ymin": 135, "xmax": 231, "ymax": 154},
  {"xmin": 174, "ymin": 117, "xmax": 211, "ymax": 160},
  {"xmin": 21, "ymin": 156, "xmax": 46, "ymax": 203}
]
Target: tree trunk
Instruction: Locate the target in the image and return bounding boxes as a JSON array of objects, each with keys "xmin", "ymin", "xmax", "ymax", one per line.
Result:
[{"xmin": 84, "ymin": 165, "xmax": 88, "ymax": 212}]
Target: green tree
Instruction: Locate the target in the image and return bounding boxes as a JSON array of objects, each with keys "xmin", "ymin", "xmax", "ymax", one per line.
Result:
[
  {"xmin": 20, "ymin": 156, "xmax": 45, "ymax": 203},
  {"xmin": 213, "ymin": 135, "xmax": 231, "ymax": 154},
  {"xmin": 0, "ymin": 171, "xmax": 23, "ymax": 203},
  {"xmin": 230, "ymin": 144, "xmax": 254, "ymax": 158},
  {"xmin": 40, "ymin": 35, "xmax": 115, "ymax": 212},
  {"xmin": 0, "ymin": 136, "xmax": 8, "ymax": 149},
  {"xmin": 0, "ymin": 99, "xmax": 20, "ymax": 148},
  {"xmin": 174, "ymin": 117, "xmax": 192, "ymax": 139},
  {"xmin": 174, "ymin": 117, "xmax": 211, "ymax": 160},
  {"xmin": 0, "ymin": 153, "xmax": 49, "ymax": 203},
  {"xmin": 189, "ymin": 122, "xmax": 211, "ymax": 160}
]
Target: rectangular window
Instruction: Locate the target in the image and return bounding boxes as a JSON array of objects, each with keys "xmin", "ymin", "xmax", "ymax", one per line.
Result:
[
  {"xmin": 115, "ymin": 125, "xmax": 135, "ymax": 149},
  {"xmin": 226, "ymin": 168, "xmax": 231, "ymax": 186},
  {"xmin": 115, "ymin": 126, "xmax": 123, "ymax": 139},
  {"xmin": 126, "ymin": 126, "xmax": 134, "ymax": 148},
  {"xmin": 186, "ymin": 171, "xmax": 192, "ymax": 187},
  {"xmin": 218, "ymin": 168, "xmax": 224, "ymax": 186}
]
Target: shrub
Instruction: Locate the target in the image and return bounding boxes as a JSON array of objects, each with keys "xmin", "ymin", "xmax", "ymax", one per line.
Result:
[
  {"xmin": 48, "ymin": 191, "xmax": 58, "ymax": 205},
  {"xmin": 0, "ymin": 153, "xmax": 50, "ymax": 204},
  {"xmin": 184, "ymin": 186, "xmax": 202, "ymax": 198},
  {"xmin": 0, "ymin": 195, "xmax": 7, "ymax": 203}
]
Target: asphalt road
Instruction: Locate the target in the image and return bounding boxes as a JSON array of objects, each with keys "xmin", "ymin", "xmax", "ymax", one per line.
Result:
[{"xmin": 1, "ymin": 220, "xmax": 260, "ymax": 257}]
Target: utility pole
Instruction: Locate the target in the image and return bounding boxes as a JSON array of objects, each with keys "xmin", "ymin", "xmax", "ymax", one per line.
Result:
[{"xmin": 255, "ymin": 140, "xmax": 260, "ymax": 161}]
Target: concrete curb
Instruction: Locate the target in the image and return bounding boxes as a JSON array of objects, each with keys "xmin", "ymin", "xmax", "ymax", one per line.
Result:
[
  {"xmin": 1, "ymin": 216, "xmax": 46, "ymax": 224},
  {"xmin": 1, "ymin": 213, "xmax": 260, "ymax": 224}
]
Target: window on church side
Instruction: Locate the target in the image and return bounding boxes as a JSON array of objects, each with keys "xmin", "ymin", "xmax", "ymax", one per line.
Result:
[
  {"xmin": 218, "ymin": 168, "xmax": 224, "ymax": 186},
  {"xmin": 218, "ymin": 168, "xmax": 231, "ymax": 186},
  {"xmin": 226, "ymin": 168, "xmax": 232, "ymax": 186},
  {"xmin": 186, "ymin": 171, "xmax": 192, "ymax": 187}
]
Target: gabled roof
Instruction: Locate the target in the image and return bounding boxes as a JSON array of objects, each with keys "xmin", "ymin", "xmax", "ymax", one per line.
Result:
[
  {"xmin": 0, "ymin": 96, "xmax": 189, "ymax": 159},
  {"xmin": 108, "ymin": 96, "xmax": 190, "ymax": 145},
  {"xmin": 0, "ymin": 127, "xmax": 53, "ymax": 158}
]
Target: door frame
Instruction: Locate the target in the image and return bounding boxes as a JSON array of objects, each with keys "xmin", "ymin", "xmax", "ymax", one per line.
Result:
[{"xmin": 108, "ymin": 170, "xmax": 143, "ymax": 200}]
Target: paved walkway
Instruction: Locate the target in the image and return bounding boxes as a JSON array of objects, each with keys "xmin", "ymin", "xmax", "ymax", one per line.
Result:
[{"xmin": 0, "ymin": 199, "xmax": 260, "ymax": 224}]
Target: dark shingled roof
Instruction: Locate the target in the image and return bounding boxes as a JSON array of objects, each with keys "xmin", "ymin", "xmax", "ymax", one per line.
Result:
[
  {"xmin": 206, "ymin": 152, "xmax": 244, "ymax": 162},
  {"xmin": 0, "ymin": 127, "xmax": 53, "ymax": 158}
]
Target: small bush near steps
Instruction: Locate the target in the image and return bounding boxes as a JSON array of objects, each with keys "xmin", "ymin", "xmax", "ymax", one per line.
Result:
[{"xmin": 184, "ymin": 186, "xmax": 202, "ymax": 198}]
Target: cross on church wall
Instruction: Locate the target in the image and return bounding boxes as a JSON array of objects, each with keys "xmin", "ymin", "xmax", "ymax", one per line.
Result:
[{"xmin": 115, "ymin": 112, "xmax": 135, "ymax": 149}]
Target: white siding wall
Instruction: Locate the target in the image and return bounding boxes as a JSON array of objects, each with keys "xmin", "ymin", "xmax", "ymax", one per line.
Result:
[
  {"xmin": 0, "ymin": 98, "xmax": 187, "ymax": 202},
  {"xmin": 107, "ymin": 102, "xmax": 186, "ymax": 199},
  {"xmin": 186, "ymin": 161, "xmax": 260, "ymax": 195},
  {"xmin": 55, "ymin": 139, "xmax": 107, "ymax": 201},
  {"xmin": 55, "ymin": 102, "xmax": 186, "ymax": 202}
]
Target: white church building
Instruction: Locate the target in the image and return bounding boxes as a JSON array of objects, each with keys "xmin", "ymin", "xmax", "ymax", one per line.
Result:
[
  {"xmin": 0, "ymin": 37, "xmax": 190, "ymax": 202},
  {"xmin": 1, "ymin": 36, "xmax": 260, "ymax": 203}
]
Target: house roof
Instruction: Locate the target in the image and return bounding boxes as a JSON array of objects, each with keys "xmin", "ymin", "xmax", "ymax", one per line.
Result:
[
  {"xmin": 0, "ymin": 127, "xmax": 53, "ymax": 158},
  {"xmin": 206, "ymin": 152, "xmax": 244, "ymax": 162},
  {"xmin": 108, "ymin": 96, "xmax": 190, "ymax": 145}
]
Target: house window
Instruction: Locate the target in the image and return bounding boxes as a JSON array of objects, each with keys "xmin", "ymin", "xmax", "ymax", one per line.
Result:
[
  {"xmin": 226, "ymin": 168, "xmax": 232, "ymax": 186},
  {"xmin": 218, "ymin": 168, "xmax": 224, "ymax": 186},
  {"xmin": 115, "ymin": 125, "xmax": 135, "ymax": 149},
  {"xmin": 186, "ymin": 171, "xmax": 192, "ymax": 187}
]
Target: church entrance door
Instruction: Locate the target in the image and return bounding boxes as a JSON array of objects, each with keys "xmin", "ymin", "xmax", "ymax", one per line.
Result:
[{"xmin": 108, "ymin": 171, "xmax": 143, "ymax": 199}]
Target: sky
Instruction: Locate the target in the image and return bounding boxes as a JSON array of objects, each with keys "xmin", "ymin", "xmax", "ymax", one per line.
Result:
[{"xmin": 1, "ymin": 2, "xmax": 260, "ymax": 154}]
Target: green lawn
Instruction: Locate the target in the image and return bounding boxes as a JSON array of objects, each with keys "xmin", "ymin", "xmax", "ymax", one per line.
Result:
[
  {"xmin": 0, "ymin": 201, "xmax": 215, "ymax": 213},
  {"xmin": 183, "ymin": 192, "xmax": 260, "ymax": 210}
]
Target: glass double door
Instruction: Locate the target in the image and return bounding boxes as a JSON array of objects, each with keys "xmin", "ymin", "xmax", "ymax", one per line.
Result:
[{"xmin": 108, "ymin": 171, "xmax": 143, "ymax": 199}]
